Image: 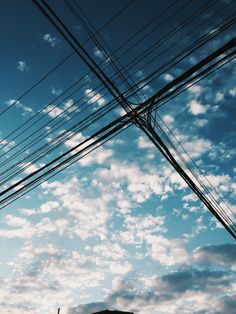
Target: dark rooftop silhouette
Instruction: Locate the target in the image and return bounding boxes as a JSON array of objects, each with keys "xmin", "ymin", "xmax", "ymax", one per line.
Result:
[{"xmin": 92, "ymin": 311, "xmax": 134, "ymax": 314}]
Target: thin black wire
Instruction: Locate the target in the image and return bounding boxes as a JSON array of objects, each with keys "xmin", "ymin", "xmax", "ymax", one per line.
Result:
[
  {"xmin": 150, "ymin": 114, "xmax": 236, "ymax": 230},
  {"xmin": 153, "ymin": 112, "xmax": 236, "ymax": 221},
  {"xmin": 141, "ymin": 122, "xmax": 236, "ymax": 238},
  {"xmin": 2, "ymin": 55, "xmax": 235, "ymax": 238},
  {"xmin": 0, "ymin": 97, "xmax": 120, "ymax": 185},
  {"xmin": 113, "ymin": 0, "xmax": 217, "ymax": 77},
  {"xmin": 0, "ymin": 47, "xmax": 234, "ymax": 200},
  {"xmin": 1, "ymin": 55, "xmax": 235, "ymax": 238},
  {"xmin": 64, "ymin": 0, "xmax": 145, "ymax": 104},
  {"xmin": 0, "ymin": 17, "xmax": 232, "ymax": 183},
  {"xmin": 0, "ymin": 2, "xmax": 232, "ymax": 157},
  {"xmin": 0, "ymin": 1, "xmax": 234, "ymax": 237},
  {"xmin": 2, "ymin": 2, "xmax": 232, "ymax": 164},
  {"xmin": 0, "ymin": 0, "xmax": 136, "ymax": 147}
]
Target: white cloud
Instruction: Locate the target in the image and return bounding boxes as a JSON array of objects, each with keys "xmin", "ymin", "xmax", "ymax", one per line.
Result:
[
  {"xmin": 194, "ymin": 118, "xmax": 208, "ymax": 127},
  {"xmin": 94, "ymin": 47, "xmax": 104, "ymax": 60},
  {"xmin": 63, "ymin": 99, "xmax": 76, "ymax": 112},
  {"xmin": 7, "ymin": 98, "xmax": 21, "ymax": 107},
  {"xmin": 193, "ymin": 243, "xmax": 236, "ymax": 270},
  {"xmin": 115, "ymin": 214, "xmax": 166, "ymax": 245},
  {"xmin": 5, "ymin": 214, "xmax": 29, "ymax": 227},
  {"xmin": 51, "ymin": 87, "xmax": 62, "ymax": 96},
  {"xmin": 0, "ymin": 244, "xmax": 106, "ymax": 314},
  {"xmin": 17, "ymin": 60, "xmax": 28, "ymax": 72},
  {"xmin": 147, "ymin": 235, "xmax": 189, "ymax": 265},
  {"xmin": 182, "ymin": 193, "xmax": 198, "ymax": 202},
  {"xmin": 41, "ymin": 177, "xmax": 111, "ymax": 240},
  {"xmin": 112, "ymin": 278, "xmax": 133, "ymax": 292},
  {"xmin": 137, "ymin": 136, "xmax": 154, "ymax": 149},
  {"xmin": 189, "ymin": 85, "xmax": 202, "ymax": 95},
  {"xmin": 0, "ymin": 214, "xmax": 67, "ymax": 239},
  {"xmin": 109, "ymin": 261, "xmax": 133, "ymax": 275},
  {"xmin": 43, "ymin": 33, "xmax": 59, "ymax": 47},
  {"xmin": 21, "ymin": 162, "xmax": 39, "ymax": 175},
  {"xmin": 6, "ymin": 98, "xmax": 33, "ymax": 115},
  {"xmin": 188, "ymin": 100, "xmax": 208, "ymax": 115},
  {"xmin": 215, "ymin": 92, "xmax": 224, "ymax": 101},
  {"xmin": 62, "ymin": 131, "xmax": 113, "ymax": 166},
  {"xmin": 204, "ymin": 173, "xmax": 231, "ymax": 190},
  {"xmin": 163, "ymin": 166, "xmax": 188, "ymax": 190},
  {"xmin": 20, "ymin": 208, "xmax": 36, "ymax": 216},
  {"xmin": 229, "ymin": 87, "xmax": 236, "ymax": 97},
  {"xmin": 88, "ymin": 242, "xmax": 128, "ymax": 261},
  {"xmin": 85, "ymin": 89, "xmax": 106, "ymax": 107},
  {"xmin": 163, "ymin": 73, "xmax": 174, "ymax": 81},
  {"xmin": 135, "ymin": 69, "xmax": 144, "ymax": 78},
  {"xmin": 42, "ymin": 105, "xmax": 64, "ymax": 118},
  {"xmin": 163, "ymin": 114, "xmax": 174, "ymax": 125},
  {"xmin": 43, "ymin": 99, "xmax": 76, "ymax": 119},
  {"xmin": 79, "ymin": 147, "xmax": 113, "ymax": 166},
  {"xmin": 96, "ymin": 161, "xmax": 164, "ymax": 203},
  {"xmin": 39, "ymin": 200, "xmax": 60, "ymax": 213},
  {"xmin": 184, "ymin": 138, "xmax": 211, "ymax": 158}
]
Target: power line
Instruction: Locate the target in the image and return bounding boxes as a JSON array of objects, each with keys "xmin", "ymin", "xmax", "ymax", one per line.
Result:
[
  {"xmin": 1, "ymin": 18, "xmax": 233, "ymax": 186},
  {"xmin": 0, "ymin": 0, "xmax": 235, "ymax": 239},
  {"xmin": 0, "ymin": 2, "xmax": 230, "ymax": 156},
  {"xmin": 2, "ymin": 0, "xmax": 232, "ymax": 164},
  {"xmin": 0, "ymin": 39, "xmax": 235, "ymax": 239}
]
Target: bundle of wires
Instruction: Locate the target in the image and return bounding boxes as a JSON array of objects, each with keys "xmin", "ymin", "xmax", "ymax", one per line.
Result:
[{"xmin": 0, "ymin": 0, "xmax": 235, "ymax": 238}]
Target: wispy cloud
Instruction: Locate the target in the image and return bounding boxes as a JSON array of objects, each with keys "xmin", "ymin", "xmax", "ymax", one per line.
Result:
[
  {"xmin": 188, "ymin": 100, "xmax": 209, "ymax": 115},
  {"xmin": 17, "ymin": 60, "xmax": 29, "ymax": 72},
  {"xmin": 163, "ymin": 73, "xmax": 174, "ymax": 82},
  {"xmin": 51, "ymin": 86, "xmax": 62, "ymax": 96},
  {"xmin": 6, "ymin": 98, "xmax": 33, "ymax": 115},
  {"xmin": 43, "ymin": 33, "xmax": 59, "ymax": 47}
]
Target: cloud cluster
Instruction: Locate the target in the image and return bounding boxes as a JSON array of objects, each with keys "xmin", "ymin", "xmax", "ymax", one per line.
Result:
[
  {"xmin": 17, "ymin": 60, "xmax": 29, "ymax": 72},
  {"xmin": 68, "ymin": 243, "xmax": 236, "ymax": 314},
  {"xmin": 43, "ymin": 33, "xmax": 59, "ymax": 47}
]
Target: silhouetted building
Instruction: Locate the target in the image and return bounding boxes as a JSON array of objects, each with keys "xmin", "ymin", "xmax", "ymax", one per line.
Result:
[{"xmin": 92, "ymin": 311, "xmax": 133, "ymax": 314}]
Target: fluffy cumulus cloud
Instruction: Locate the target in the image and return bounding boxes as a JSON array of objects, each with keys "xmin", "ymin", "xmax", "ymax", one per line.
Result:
[
  {"xmin": 51, "ymin": 86, "xmax": 63, "ymax": 96},
  {"xmin": 85, "ymin": 88, "xmax": 106, "ymax": 107},
  {"xmin": 42, "ymin": 33, "xmax": 59, "ymax": 47},
  {"xmin": 60, "ymin": 131, "xmax": 113, "ymax": 167},
  {"xmin": 163, "ymin": 73, "xmax": 174, "ymax": 82},
  {"xmin": 6, "ymin": 98, "xmax": 33, "ymax": 115},
  {"xmin": 147, "ymin": 236, "xmax": 189, "ymax": 265},
  {"xmin": 40, "ymin": 177, "xmax": 110, "ymax": 240},
  {"xmin": 188, "ymin": 100, "xmax": 208, "ymax": 115},
  {"xmin": 162, "ymin": 114, "xmax": 174, "ymax": 125},
  {"xmin": 0, "ymin": 214, "xmax": 65, "ymax": 239},
  {"xmin": 193, "ymin": 243, "xmax": 236, "ymax": 270},
  {"xmin": 189, "ymin": 85, "xmax": 202, "ymax": 95},
  {"xmin": 94, "ymin": 47, "xmax": 105, "ymax": 60},
  {"xmin": 95, "ymin": 161, "xmax": 165, "ymax": 203},
  {"xmin": 229, "ymin": 87, "xmax": 236, "ymax": 97},
  {"xmin": 0, "ymin": 155, "xmax": 235, "ymax": 314},
  {"xmin": 1, "ymin": 2, "xmax": 236, "ymax": 314},
  {"xmin": 0, "ymin": 244, "xmax": 107, "ymax": 314},
  {"xmin": 68, "ymin": 243, "xmax": 236, "ymax": 314},
  {"xmin": 17, "ymin": 60, "xmax": 29, "ymax": 72},
  {"xmin": 114, "ymin": 214, "xmax": 166, "ymax": 246},
  {"xmin": 137, "ymin": 135, "xmax": 155, "ymax": 149},
  {"xmin": 194, "ymin": 118, "xmax": 208, "ymax": 127},
  {"xmin": 42, "ymin": 99, "xmax": 76, "ymax": 119},
  {"xmin": 184, "ymin": 137, "xmax": 211, "ymax": 158}
]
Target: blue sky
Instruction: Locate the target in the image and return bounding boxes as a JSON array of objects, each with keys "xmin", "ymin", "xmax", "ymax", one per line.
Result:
[{"xmin": 0, "ymin": 0, "xmax": 235, "ymax": 313}]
